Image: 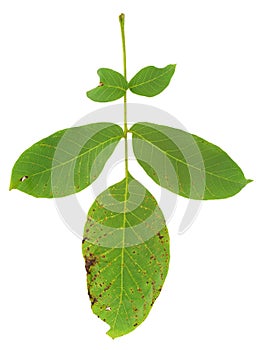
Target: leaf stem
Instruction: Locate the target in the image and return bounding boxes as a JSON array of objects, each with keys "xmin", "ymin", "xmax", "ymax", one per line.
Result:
[{"xmin": 119, "ymin": 13, "xmax": 128, "ymax": 177}]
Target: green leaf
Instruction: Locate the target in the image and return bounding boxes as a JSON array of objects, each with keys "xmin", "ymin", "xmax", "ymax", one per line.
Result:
[
  {"xmin": 128, "ymin": 64, "xmax": 176, "ymax": 97},
  {"xmin": 87, "ymin": 68, "xmax": 128, "ymax": 102},
  {"xmin": 10, "ymin": 123, "xmax": 123, "ymax": 198},
  {"xmin": 130, "ymin": 122, "xmax": 251, "ymax": 200},
  {"xmin": 82, "ymin": 174, "xmax": 170, "ymax": 338}
]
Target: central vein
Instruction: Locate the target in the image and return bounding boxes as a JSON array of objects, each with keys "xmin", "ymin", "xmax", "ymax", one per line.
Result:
[{"xmin": 111, "ymin": 13, "xmax": 129, "ymax": 329}]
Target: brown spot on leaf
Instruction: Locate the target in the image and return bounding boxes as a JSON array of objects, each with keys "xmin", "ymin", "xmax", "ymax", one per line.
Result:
[
  {"xmin": 104, "ymin": 284, "xmax": 111, "ymax": 292},
  {"xmin": 91, "ymin": 297, "xmax": 98, "ymax": 306},
  {"xmin": 88, "ymin": 290, "xmax": 98, "ymax": 306},
  {"xmin": 82, "ymin": 237, "xmax": 88, "ymax": 244},
  {"xmin": 157, "ymin": 232, "xmax": 164, "ymax": 240},
  {"xmin": 91, "ymin": 271, "xmax": 100, "ymax": 282},
  {"xmin": 85, "ymin": 255, "xmax": 97, "ymax": 273}
]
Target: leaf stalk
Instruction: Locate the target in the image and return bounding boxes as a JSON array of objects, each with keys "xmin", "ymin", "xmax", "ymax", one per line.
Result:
[{"xmin": 119, "ymin": 14, "xmax": 128, "ymax": 176}]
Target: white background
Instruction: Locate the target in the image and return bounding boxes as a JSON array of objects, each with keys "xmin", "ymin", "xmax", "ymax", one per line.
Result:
[{"xmin": 0, "ymin": 0, "xmax": 257, "ymax": 349}]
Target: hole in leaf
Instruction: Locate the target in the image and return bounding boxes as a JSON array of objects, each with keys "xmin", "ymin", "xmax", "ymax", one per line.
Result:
[
  {"xmin": 98, "ymin": 82, "xmax": 104, "ymax": 87},
  {"xmin": 20, "ymin": 176, "xmax": 28, "ymax": 182},
  {"xmin": 105, "ymin": 306, "xmax": 111, "ymax": 311}
]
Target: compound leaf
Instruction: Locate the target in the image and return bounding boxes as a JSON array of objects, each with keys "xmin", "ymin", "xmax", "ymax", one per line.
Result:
[
  {"xmin": 130, "ymin": 122, "xmax": 251, "ymax": 199},
  {"xmin": 129, "ymin": 64, "xmax": 176, "ymax": 97},
  {"xmin": 82, "ymin": 173, "xmax": 170, "ymax": 338},
  {"xmin": 10, "ymin": 123, "xmax": 123, "ymax": 198},
  {"xmin": 87, "ymin": 68, "xmax": 128, "ymax": 102}
]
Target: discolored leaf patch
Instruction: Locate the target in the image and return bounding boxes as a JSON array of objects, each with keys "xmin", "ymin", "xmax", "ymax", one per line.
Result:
[
  {"xmin": 85, "ymin": 254, "xmax": 98, "ymax": 274},
  {"xmin": 82, "ymin": 174, "xmax": 170, "ymax": 338}
]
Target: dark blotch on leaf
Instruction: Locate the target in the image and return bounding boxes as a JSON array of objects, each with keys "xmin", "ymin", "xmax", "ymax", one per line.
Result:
[
  {"xmin": 88, "ymin": 290, "xmax": 98, "ymax": 306},
  {"xmin": 85, "ymin": 255, "xmax": 97, "ymax": 273},
  {"xmin": 104, "ymin": 284, "xmax": 111, "ymax": 292},
  {"xmin": 91, "ymin": 297, "xmax": 98, "ymax": 306},
  {"xmin": 82, "ymin": 237, "xmax": 88, "ymax": 244},
  {"xmin": 157, "ymin": 232, "xmax": 164, "ymax": 240}
]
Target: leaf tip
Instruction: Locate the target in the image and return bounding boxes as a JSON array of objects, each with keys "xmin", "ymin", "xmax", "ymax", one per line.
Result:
[
  {"xmin": 106, "ymin": 328, "xmax": 116, "ymax": 339},
  {"xmin": 169, "ymin": 63, "xmax": 177, "ymax": 72},
  {"xmin": 246, "ymin": 179, "xmax": 253, "ymax": 184},
  {"xmin": 9, "ymin": 177, "xmax": 17, "ymax": 191},
  {"xmin": 86, "ymin": 90, "xmax": 94, "ymax": 101},
  {"xmin": 106, "ymin": 327, "xmax": 128, "ymax": 339}
]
